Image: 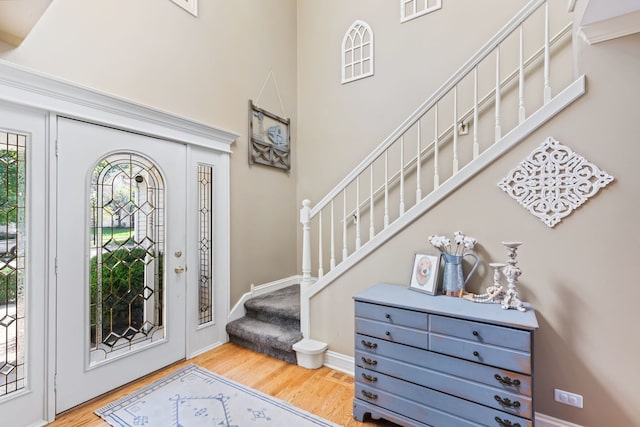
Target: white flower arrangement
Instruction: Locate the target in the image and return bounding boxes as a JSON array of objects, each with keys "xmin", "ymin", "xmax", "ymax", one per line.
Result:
[{"xmin": 428, "ymin": 231, "xmax": 477, "ymax": 255}]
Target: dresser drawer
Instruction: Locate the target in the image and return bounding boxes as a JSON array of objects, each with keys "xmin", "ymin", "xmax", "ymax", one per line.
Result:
[
  {"xmin": 356, "ymin": 370, "xmax": 533, "ymax": 427},
  {"xmin": 355, "ymin": 301, "xmax": 428, "ymax": 330},
  {"xmin": 355, "ymin": 348, "xmax": 532, "ymax": 418},
  {"xmin": 430, "ymin": 333, "xmax": 532, "ymax": 374},
  {"xmin": 430, "ymin": 315, "xmax": 531, "ymax": 352},
  {"xmin": 355, "ymin": 318, "xmax": 428, "ymax": 349},
  {"xmin": 355, "ymin": 334, "xmax": 532, "ymax": 397},
  {"xmin": 355, "ymin": 383, "xmax": 478, "ymax": 427}
]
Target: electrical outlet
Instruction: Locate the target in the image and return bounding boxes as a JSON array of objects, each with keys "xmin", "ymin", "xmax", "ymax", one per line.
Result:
[{"xmin": 554, "ymin": 389, "xmax": 583, "ymax": 408}]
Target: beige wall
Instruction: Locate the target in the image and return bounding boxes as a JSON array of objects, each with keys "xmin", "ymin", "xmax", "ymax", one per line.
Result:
[
  {"xmin": 0, "ymin": 0, "xmax": 299, "ymax": 304},
  {"xmin": 299, "ymin": 2, "xmax": 640, "ymax": 426},
  {"xmin": 2, "ymin": 1, "xmax": 639, "ymax": 425}
]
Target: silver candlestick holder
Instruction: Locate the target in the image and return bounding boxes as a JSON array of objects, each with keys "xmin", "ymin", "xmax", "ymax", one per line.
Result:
[{"xmin": 500, "ymin": 241, "xmax": 526, "ymax": 311}]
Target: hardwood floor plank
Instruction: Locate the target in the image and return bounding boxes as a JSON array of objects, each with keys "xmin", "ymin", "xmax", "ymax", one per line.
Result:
[{"xmin": 46, "ymin": 343, "xmax": 399, "ymax": 427}]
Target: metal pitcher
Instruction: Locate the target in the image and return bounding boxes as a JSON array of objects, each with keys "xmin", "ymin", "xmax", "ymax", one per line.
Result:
[{"xmin": 442, "ymin": 252, "xmax": 479, "ymax": 296}]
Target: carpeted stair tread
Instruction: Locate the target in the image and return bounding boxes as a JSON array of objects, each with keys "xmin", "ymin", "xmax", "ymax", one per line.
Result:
[
  {"xmin": 244, "ymin": 285, "xmax": 300, "ymax": 322},
  {"xmin": 226, "ymin": 317, "xmax": 302, "ymax": 351},
  {"xmin": 225, "ymin": 284, "xmax": 302, "ymax": 364}
]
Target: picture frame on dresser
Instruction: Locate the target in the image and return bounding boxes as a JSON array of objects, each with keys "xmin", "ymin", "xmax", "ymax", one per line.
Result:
[{"xmin": 408, "ymin": 252, "xmax": 441, "ymax": 295}]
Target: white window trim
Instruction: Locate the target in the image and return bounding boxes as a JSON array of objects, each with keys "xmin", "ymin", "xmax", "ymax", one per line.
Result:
[
  {"xmin": 171, "ymin": 0, "xmax": 198, "ymax": 17},
  {"xmin": 400, "ymin": 0, "xmax": 442, "ymax": 23},
  {"xmin": 341, "ymin": 20, "xmax": 374, "ymax": 84}
]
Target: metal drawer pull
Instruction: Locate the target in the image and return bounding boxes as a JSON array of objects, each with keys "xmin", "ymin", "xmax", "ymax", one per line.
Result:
[
  {"xmin": 385, "ymin": 331, "xmax": 391, "ymax": 336},
  {"xmin": 361, "ymin": 373, "xmax": 378, "ymax": 382},
  {"xmin": 361, "ymin": 340, "xmax": 378, "ymax": 349},
  {"xmin": 473, "ymin": 351, "xmax": 480, "ymax": 357},
  {"xmin": 472, "ymin": 330, "xmax": 479, "ymax": 336},
  {"xmin": 494, "ymin": 374, "xmax": 521, "ymax": 387},
  {"xmin": 494, "ymin": 416, "xmax": 521, "ymax": 427},
  {"xmin": 361, "ymin": 390, "xmax": 378, "ymax": 400},
  {"xmin": 494, "ymin": 395, "xmax": 521, "ymax": 408},
  {"xmin": 385, "ymin": 313, "xmax": 391, "ymax": 319},
  {"xmin": 361, "ymin": 357, "xmax": 378, "ymax": 366}
]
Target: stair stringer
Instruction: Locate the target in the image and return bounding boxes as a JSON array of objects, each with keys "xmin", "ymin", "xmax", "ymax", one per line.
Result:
[{"xmin": 300, "ymin": 74, "xmax": 586, "ymax": 339}]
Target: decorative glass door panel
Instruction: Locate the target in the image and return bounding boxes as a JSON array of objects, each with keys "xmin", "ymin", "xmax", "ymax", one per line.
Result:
[
  {"xmin": 56, "ymin": 118, "xmax": 186, "ymax": 412},
  {"xmin": 0, "ymin": 104, "xmax": 47, "ymax": 427},
  {"xmin": 198, "ymin": 164, "xmax": 213, "ymax": 325},
  {"xmin": 89, "ymin": 153, "xmax": 165, "ymax": 363},
  {"xmin": 0, "ymin": 129, "xmax": 26, "ymax": 397}
]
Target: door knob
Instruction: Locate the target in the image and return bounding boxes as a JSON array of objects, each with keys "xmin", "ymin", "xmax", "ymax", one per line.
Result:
[{"xmin": 174, "ymin": 265, "xmax": 186, "ymax": 273}]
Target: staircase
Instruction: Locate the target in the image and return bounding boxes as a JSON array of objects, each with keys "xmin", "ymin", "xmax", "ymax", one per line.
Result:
[
  {"xmin": 227, "ymin": 0, "xmax": 587, "ymax": 364},
  {"xmin": 298, "ymin": 0, "xmax": 585, "ymax": 339},
  {"xmin": 225, "ymin": 284, "xmax": 302, "ymax": 364}
]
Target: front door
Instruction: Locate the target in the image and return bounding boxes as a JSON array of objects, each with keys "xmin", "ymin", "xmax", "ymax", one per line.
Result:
[{"xmin": 55, "ymin": 118, "xmax": 188, "ymax": 412}]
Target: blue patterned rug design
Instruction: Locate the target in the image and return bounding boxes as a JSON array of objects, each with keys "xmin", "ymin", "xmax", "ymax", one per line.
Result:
[{"xmin": 95, "ymin": 364, "xmax": 339, "ymax": 427}]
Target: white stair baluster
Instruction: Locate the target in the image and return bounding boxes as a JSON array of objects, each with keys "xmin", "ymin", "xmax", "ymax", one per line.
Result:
[
  {"xmin": 355, "ymin": 176, "xmax": 361, "ymax": 250},
  {"xmin": 453, "ymin": 85, "xmax": 459, "ymax": 174},
  {"xmin": 342, "ymin": 189, "xmax": 348, "ymax": 261},
  {"xmin": 434, "ymin": 104, "xmax": 440, "ymax": 188},
  {"xmin": 416, "ymin": 120, "xmax": 422, "ymax": 201},
  {"xmin": 473, "ymin": 67, "xmax": 479, "ymax": 159},
  {"xmin": 399, "ymin": 137, "xmax": 405, "ymax": 215},
  {"xmin": 384, "ymin": 151, "xmax": 390, "ymax": 228},
  {"xmin": 495, "ymin": 45, "xmax": 502, "ymax": 142},
  {"xmin": 330, "ymin": 200, "xmax": 335, "ymax": 270},
  {"xmin": 369, "ymin": 165, "xmax": 375, "ymax": 240},
  {"xmin": 544, "ymin": 1, "xmax": 552, "ymax": 104},
  {"xmin": 318, "ymin": 211, "xmax": 323, "ymax": 278},
  {"xmin": 519, "ymin": 24, "xmax": 526, "ymax": 123}
]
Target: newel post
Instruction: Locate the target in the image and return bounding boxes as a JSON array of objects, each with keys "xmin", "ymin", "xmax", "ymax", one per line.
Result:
[{"xmin": 300, "ymin": 199, "xmax": 313, "ymax": 286}]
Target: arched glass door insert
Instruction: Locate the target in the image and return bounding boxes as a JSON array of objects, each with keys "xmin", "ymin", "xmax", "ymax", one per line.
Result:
[{"xmin": 89, "ymin": 152, "xmax": 165, "ymax": 364}]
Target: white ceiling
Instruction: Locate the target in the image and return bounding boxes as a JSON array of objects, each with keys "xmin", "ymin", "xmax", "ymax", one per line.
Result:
[{"xmin": 0, "ymin": 0, "xmax": 53, "ymax": 46}]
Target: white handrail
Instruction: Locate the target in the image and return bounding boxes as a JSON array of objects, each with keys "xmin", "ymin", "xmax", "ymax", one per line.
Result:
[{"xmin": 337, "ymin": 22, "xmax": 572, "ymax": 221}]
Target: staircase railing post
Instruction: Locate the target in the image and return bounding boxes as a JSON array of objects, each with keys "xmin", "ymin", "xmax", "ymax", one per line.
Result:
[{"xmin": 300, "ymin": 199, "xmax": 313, "ymax": 286}]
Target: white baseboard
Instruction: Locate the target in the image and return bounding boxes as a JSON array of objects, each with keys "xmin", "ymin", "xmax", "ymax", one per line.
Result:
[
  {"xmin": 188, "ymin": 340, "xmax": 225, "ymax": 359},
  {"xmin": 227, "ymin": 275, "xmax": 302, "ymax": 322},
  {"xmin": 535, "ymin": 412, "xmax": 584, "ymax": 427},
  {"xmin": 323, "ymin": 350, "xmax": 354, "ymax": 375},
  {"xmin": 321, "ymin": 351, "xmax": 583, "ymax": 427}
]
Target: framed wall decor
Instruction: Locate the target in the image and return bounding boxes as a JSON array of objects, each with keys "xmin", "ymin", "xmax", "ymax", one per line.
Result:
[
  {"xmin": 171, "ymin": 0, "xmax": 197, "ymax": 16},
  {"xmin": 248, "ymin": 100, "xmax": 291, "ymax": 171},
  {"xmin": 409, "ymin": 253, "xmax": 441, "ymax": 295}
]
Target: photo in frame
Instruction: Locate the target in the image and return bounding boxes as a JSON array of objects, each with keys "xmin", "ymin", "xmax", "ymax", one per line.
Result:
[{"xmin": 408, "ymin": 253, "xmax": 441, "ymax": 295}]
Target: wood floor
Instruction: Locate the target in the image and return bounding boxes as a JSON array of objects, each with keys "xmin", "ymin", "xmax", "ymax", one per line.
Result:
[{"xmin": 47, "ymin": 343, "xmax": 399, "ymax": 426}]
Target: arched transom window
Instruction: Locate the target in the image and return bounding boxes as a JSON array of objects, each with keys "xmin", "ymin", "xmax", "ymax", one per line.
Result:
[{"xmin": 342, "ymin": 20, "xmax": 374, "ymax": 84}]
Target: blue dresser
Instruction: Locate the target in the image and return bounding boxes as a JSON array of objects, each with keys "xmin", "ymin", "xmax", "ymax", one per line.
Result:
[{"xmin": 353, "ymin": 283, "xmax": 539, "ymax": 427}]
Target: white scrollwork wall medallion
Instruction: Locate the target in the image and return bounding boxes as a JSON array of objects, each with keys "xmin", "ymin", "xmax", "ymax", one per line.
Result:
[{"xmin": 498, "ymin": 137, "xmax": 614, "ymax": 228}]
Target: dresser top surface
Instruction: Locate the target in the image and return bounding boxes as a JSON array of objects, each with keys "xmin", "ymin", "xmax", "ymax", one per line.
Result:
[{"xmin": 354, "ymin": 283, "xmax": 539, "ymax": 330}]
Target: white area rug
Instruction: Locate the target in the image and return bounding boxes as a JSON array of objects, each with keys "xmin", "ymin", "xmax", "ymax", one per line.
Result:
[{"xmin": 95, "ymin": 364, "xmax": 339, "ymax": 427}]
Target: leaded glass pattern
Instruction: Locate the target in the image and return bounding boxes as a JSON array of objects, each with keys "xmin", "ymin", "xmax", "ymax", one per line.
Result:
[
  {"xmin": 89, "ymin": 153, "xmax": 165, "ymax": 362},
  {"xmin": 0, "ymin": 129, "xmax": 26, "ymax": 398},
  {"xmin": 198, "ymin": 165, "xmax": 213, "ymax": 325}
]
